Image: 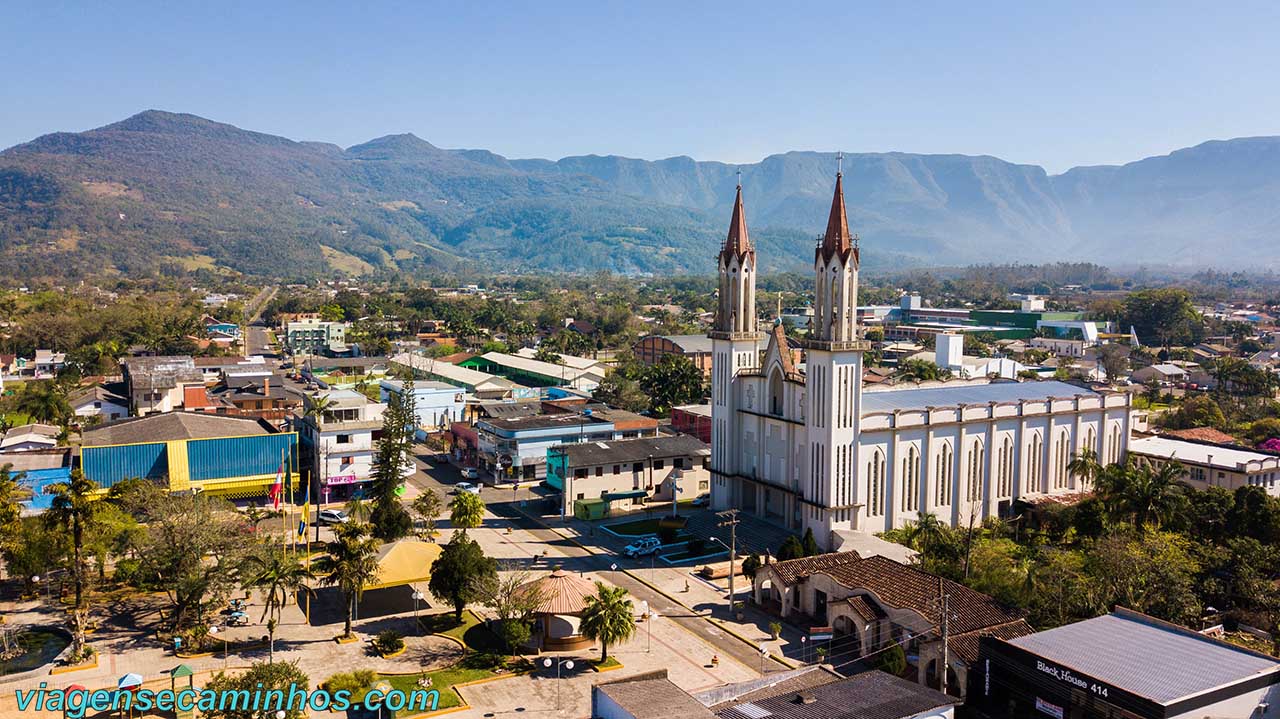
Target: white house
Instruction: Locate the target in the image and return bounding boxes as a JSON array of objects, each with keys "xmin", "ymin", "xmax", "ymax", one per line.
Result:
[
  {"xmin": 1128, "ymin": 435, "xmax": 1280, "ymax": 495},
  {"xmin": 379, "ymin": 379, "xmax": 467, "ymax": 435},
  {"xmin": 69, "ymin": 386, "xmax": 129, "ymax": 423},
  {"xmin": 297, "ymin": 390, "xmax": 386, "ymax": 502}
]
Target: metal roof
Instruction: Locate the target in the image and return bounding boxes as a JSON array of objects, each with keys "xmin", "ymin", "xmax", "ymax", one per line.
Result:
[
  {"xmin": 1129, "ymin": 435, "xmax": 1280, "ymax": 470},
  {"xmin": 861, "ymin": 381, "xmax": 1097, "ymax": 414},
  {"xmin": 552, "ymin": 434, "xmax": 710, "ymax": 466},
  {"xmin": 1009, "ymin": 611, "xmax": 1280, "ymax": 704}
]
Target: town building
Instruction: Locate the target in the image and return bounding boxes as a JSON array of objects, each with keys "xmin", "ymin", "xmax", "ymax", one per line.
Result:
[
  {"xmin": 545, "ymin": 434, "xmax": 710, "ymax": 516},
  {"xmin": 1129, "ymin": 434, "xmax": 1280, "ymax": 495},
  {"xmin": 296, "ymin": 390, "xmax": 386, "ymax": 502},
  {"xmin": 33, "ymin": 349, "xmax": 66, "ymax": 378},
  {"xmin": 389, "ymin": 352, "xmax": 525, "ymax": 400},
  {"xmin": 206, "ymin": 373, "xmax": 294, "ymax": 420},
  {"xmin": 80, "ymin": 413, "xmax": 297, "ymax": 499},
  {"xmin": 671, "ymin": 403, "xmax": 712, "ymax": 443},
  {"xmin": 69, "ymin": 385, "xmax": 129, "ymax": 423},
  {"xmin": 633, "ymin": 334, "xmax": 715, "ymax": 376},
  {"xmin": 284, "ymin": 318, "xmax": 350, "ymax": 356},
  {"xmin": 460, "ymin": 351, "xmax": 604, "ymax": 392},
  {"xmin": 752, "ymin": 551, "xmax": 1031, "ymax": 697},
  {"xmin": 709, "ymin": 174, "xmax": 1132, "ymax": 550},
  {"xmin": 379, "ymin": 379, "xmax": 467, "ymax": 434},
  {"xmin": 121, "ymin": 356, "xmax": 206, "ymax": 416},
  {"xmin": 976, "ymin": 608, "xmax": 1280, "ymax": 719},
  {"xmin": 474, "ymin": 405, "xmax": 656, "ymax": 483},
  {"xmin": 1130, "ymin": 363, "xmax": 1190, "ymax": 385},
  {"xmin": 0, "ymin": 424, "xmax": 60, "ymax": 453},
  {"xmin": 9, "ymin": 448, "xmax": 71, "ymax": 511}
]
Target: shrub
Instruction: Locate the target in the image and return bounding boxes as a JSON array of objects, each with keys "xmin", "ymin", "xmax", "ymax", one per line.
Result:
[
  {"xmin": 373, "ymin": 630, "xmax": 404, "ymax": 655},
  {"xmin": 741, "ymin": 553, "xmax": 762, "ymax": 579},
  {"xmin": 657, "ymin": 524, "xmax": 678, "ymax": 544}
]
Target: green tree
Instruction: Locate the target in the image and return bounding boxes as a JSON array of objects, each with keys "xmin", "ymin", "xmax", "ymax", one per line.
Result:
[
  {"xmin": 370, "ymin": 379, "xmax": 415, "ymax": 541},
  {"xmin": 428, "ymin": 531, "xmax": 496, "ymax": 622},
  {"xmin": 777, "ymin": 535, "xmax": 804, "ymax": 561},
  {"xmin": 895, "ymin": 359, "xmax": 951, "ymax": 383},
  {"xmin": 1095, "ymin": 343, "xmax": 1130, "ymax": 384},
  {"xmin": 1123, "ymin": 288, "xmax": 1200, "ymax": 348},
  {"xmin": 1066, "ymin": 448, "xmax": 1104, "ymax": 492},
  {"xmin": 45, "ymin": 470, "xmax": 98, "ymax": 654},
  {"xmin": 202, "ymin": 661, "xmax": 309, "ymax": 719},
  {"xmin": 241, "ymin": 545, "xmax": 315, "ymax": 662},
  {"xmin": 592, "ymin": 369, "xmax": 650, "ymax": 413},
  {"xmin": 313, "ymin": 522, "xmax": 381, "ymax": 639},
  {"xmin": 638, "ymin": 354, "xmax": 705, "ymax": 416},
  {"xmin": 800, "ymin": 527, "xmax": 820, "ymax": 557},
  {"xmin": 450, "ymin": 491, "xmax": 486, "ymax": 530},
  {"xmin": 740, "ymin": 553, "xmax": 762, "ymax": 580},
  {"xmin": 0, "ymin": 463, "xmax": 28, "ymax": 542},
  {"xmin": 580, "ymin": 582, "xmax": 636, "ymax": 662},
  {"xmin": 533, "ymin": 345, "xmax": 562, "ymax": 365},
  {"xmin": 18, "ymin": 380, "xmax": 71, "ymax": 426},
  {"xmin": 412, "ymin": 488, "xmax": 443, "ymax": 539}
]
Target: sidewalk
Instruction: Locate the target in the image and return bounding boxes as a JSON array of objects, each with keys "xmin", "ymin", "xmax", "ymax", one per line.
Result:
[{"xmin": 521, "ymin": 508, "xmax": 815, "ymax": 670}]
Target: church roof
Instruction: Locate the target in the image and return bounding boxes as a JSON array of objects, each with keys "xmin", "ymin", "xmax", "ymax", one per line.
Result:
[
  {"xmin": 818, "ymin": 173, "xmax": 857, "ymax": 264},
  {"xmin": 861, "ymin": 380, "xmax": 1099, "ymax": 414},
  {"xmin": 720, "ymin": 184, "xmax": 753, "ymax": 262}
]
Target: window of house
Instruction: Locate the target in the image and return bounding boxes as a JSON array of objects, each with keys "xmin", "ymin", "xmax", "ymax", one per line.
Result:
[
  {"xmin": 336, "ymin": 434, "xmax": 351, "ymax": 444},
  {"xmin": 595, "ymin": 466, "xmax": 603, "ymax": 477},
  {"xmin": 574, "ymin": 468, "xmax": 588, "ymax": 479},
  {"xmin": 699, "ymin": 481, "xmax": 709, "ymax": 491},
  {"xmin": 612, "ymin": 465, "xmax": 621, "ymax": 475},
  {"xmin": 633, "ymin": 462, "xmax": 644, "ymax": 473},
  {"xmin": 653, "ymin": 460, "xmax": 665, "ymax": 470}
]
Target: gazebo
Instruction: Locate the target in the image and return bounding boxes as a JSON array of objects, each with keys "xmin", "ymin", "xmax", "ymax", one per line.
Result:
[{"xmin": 518, "ymin": 568, "xmax": 598, "ymax": 650}]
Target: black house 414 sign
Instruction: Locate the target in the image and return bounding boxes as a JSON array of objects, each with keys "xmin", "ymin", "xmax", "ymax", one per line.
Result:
[{"xmin": 1034, "ymin": 659, "xmax": 1111, "ymax": 699}]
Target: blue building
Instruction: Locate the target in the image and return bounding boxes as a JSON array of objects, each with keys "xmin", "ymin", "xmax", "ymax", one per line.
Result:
[{"xmin": 79, "ymin": 412, "xmax": 298, "ymax": 499}]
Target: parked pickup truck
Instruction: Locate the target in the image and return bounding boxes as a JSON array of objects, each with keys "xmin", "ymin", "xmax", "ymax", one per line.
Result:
[{"xmin": 623, "ymin": 536, "xmax": 662, "ymax": 558}]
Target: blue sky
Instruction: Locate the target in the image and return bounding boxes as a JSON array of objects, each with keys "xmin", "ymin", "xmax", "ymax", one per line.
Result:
[{"xmin": 4, "ymin": 0, "xmax": 1279, "ymax": 172}]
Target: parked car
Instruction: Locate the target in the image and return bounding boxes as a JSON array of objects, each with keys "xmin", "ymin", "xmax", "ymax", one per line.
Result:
[
  {"xmin": 454, "ymin": 482, "xmax": 481, "ymax": 495},
  {"xmin": 691, "ymin": 493, "xmax": 711, "ymax": 507},
  {"xmin": 624, "ymin": 536, "xmax": 662, "ymax": 558},
  {"xmin": 461, "ymin": 467, "xmax": 480, "ymax": 480},
  {"xmin": 318, "ymin": 509, "xmax": 349, "ymax": 525}
]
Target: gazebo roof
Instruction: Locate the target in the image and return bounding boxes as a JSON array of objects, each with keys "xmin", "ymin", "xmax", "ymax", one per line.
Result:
[
  {"xmin": 365, "ymin": 539, "xmax": 443, "ymax": 590},
  {"xmin": 519, "ymin": 568, "xmax": 598, "ymax": 616}
]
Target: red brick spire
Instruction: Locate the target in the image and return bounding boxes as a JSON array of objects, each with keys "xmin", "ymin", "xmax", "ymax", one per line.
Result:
[
  {"xmin": 721, "ymin": 182, "xmax": 753, "ymax": 261},
  {"xmin": 819, "ymin": 169, "xmax": 856, "ymax": 263}
]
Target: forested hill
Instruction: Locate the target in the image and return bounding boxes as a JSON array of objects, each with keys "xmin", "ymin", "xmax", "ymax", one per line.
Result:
[{"xmin": 1, "ymin": 110, "xmax": 1278, "ymax": 280}]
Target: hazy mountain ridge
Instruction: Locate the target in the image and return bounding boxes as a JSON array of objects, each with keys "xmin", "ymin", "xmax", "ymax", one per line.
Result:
[{"xmin": 0, "ymin": 110, "xmax": 1276, "ymax": 279}]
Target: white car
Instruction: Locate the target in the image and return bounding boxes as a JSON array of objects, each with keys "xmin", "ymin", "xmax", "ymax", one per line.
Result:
[
  {"xmin": 624, "ymin": 536, "xmax": 662, "ymax": 558},
  {"xmin": 454, "ymin": 482, "xmax": 481, "ymax": 495},
  {"xmin": 461, "ymin": 467, "xmax": 480, "ymax": 480},
  {"xmin": 317, "ymin": 509, "xmax": 349, "ymax": 525}
]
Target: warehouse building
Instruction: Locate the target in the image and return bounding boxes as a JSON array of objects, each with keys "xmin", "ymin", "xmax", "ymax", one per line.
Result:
[
  {"xmin": 976, "ymin": 607, "xmax": 1280, "ymax": 719},
  {"xmin": 80, "ymin": 412, "xmax": 298, "ymax": 499}
]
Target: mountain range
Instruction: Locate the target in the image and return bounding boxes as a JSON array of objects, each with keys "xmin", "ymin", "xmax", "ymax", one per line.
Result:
[{"xmin": 1, "ymin": 110, "xmax": 1278, "ymax": 280}]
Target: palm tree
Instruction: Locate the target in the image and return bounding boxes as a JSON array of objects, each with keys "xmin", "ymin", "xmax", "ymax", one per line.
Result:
[
  {"xmin": 344, "ymin": 496, "xmax": 372, "ymax": 523},
  {"xmin": 450, "ymin": 491, "xmax": 485, "ymax": 530},
  {"xmin": 18, "ymin": 380, "xmax": 71, "ymax": 426},
  {"xmin": 45, "ymin": 470, "xmax": 98, "ymax": 655},
  {"xmin": 579, "ymin": 582, "xmax": 636, "ymax": 662},
  {"xmin": 903, "ymin": 512, "xmax": 948, "ymax": 554},
  {"xmin": 0, "ymin": 462, "xmax": 29, "ymax": 533},
  {"xmin": 303, "ymin": 394, "xmax": 333, "ymax": 424},
  {"xmin": 1066, "ymin": 448, "xmax": 1104, "ymax": 491},
  {"xmin": 1124, "ymin": 460, "xmax": 1187, "ymax": 529},
  {"xmin": 241, "ymin": 546, "xmax": 315, "ymax": 662},
  {"xmin": 313, "ymin": 523, "xmax": 380, "ymax": 639}
]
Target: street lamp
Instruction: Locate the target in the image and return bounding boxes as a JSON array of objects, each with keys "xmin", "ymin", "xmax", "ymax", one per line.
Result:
[
  {"xmin": 541, "ymin": 657, "xmax": 575, "ymax": 712},
  {"xmin": 209, "ymin": 626, "xmax": 229, "ymax": 668},
  {"xmin": 640, "ymin": 601, "xmax": 658, "ymax": 653},
  {"xmin": 759, "ymin": 644, "xmax": 769, "ymax": 675},
  {"xmin": 412, "ymin": 591, "xmax": 424, "ymax": 630}
]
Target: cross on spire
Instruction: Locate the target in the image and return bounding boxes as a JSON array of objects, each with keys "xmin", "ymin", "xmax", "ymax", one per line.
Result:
[
  {"xmin": 837, "ymin": 151, "xmax": 844, "ymax": 176},
  {"xmin": 735, "ymin": 168, "xmax": 742, "ymax": 188}
]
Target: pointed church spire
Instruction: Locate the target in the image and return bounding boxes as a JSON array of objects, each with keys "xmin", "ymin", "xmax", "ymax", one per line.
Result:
[
  {"xmin": 721, "ymin": 178, "xmax": 752, "ymax": 260},
  {"xmin": 819, "ymin": 164, "xmax": 854, "ymax": 262}
]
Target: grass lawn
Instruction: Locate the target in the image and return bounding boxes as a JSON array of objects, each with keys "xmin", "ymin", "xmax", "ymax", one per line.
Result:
[
  {"xmin": 418, "ymin": 610, "xmax": 506, "ymax": 653},
  {"xmin": 592, "ymin": 657, "xmax": 621, "ymax": 671},
  {"xmin": 381, "ymin": 652, "xmax": 527, "ymax": 715}
]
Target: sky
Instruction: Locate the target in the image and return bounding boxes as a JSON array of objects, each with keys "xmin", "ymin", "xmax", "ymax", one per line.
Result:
[{"xmin": 3, "ymin": 1, "xmax": 1280, "ymax": 173}]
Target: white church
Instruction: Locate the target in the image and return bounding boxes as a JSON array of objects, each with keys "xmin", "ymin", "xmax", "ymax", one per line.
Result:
[{"xmin": 708, "ymin": 170, "xmax": 1132, "ymax": 551}]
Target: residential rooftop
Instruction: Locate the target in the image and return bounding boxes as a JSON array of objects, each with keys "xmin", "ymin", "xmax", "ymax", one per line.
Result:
[
  {"xmin": 1129, "ymin": 435, "xmax": 1280, "ymax": 471},
  {"xmin": 712, "ymin": 668, "xmax": 956, "ymax": 719},
  {"xmin": 552, "ymin": 434, "xmax": 709, "ymax": 466}
]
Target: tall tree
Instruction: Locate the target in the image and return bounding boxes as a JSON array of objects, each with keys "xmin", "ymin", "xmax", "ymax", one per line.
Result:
[
  {"xmin": 427, "ymin": 532, "xmax": 495, "ymax": 622},
  {"xmin": 411, "ymin": 488, "xmax": 443, "ymax": 539},
  {"xmin": 241, "ymin": 545, "xmax": 315, "ymax": 662},
  {"xmin": 18, "ymin": 380, "xmax": 71, "ymax": 426},
  {"xmin": 370, "ymin": 379, "xmax": 415, "ymax": 540},
  {"xmin": 45, "ymin": 470, "xmax": 98, "ymax": 654},
  {"xmin": 580, "ymin": 582, "xmax": 636, "ymax": 662},
  {"xmin": 638, "ymin": 354, "xmax": 705, "ymax": 416},
  {"xmin": 313, "ymin": 523, "xmax": 381, "ymax": 639}
]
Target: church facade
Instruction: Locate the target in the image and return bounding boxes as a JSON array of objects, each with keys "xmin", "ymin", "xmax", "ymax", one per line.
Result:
[{"xmin": 708, "ymin": 172, "xmax": 1132, "ymax": 550}]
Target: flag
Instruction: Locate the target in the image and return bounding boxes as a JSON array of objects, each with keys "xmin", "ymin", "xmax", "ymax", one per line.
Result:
[
  {"xmin": 298, "ymin": 480, "xmax": 310, "ymax": 538},
  {"xmin": 270, "ymin": 460, "xmax": 284, "ymax": 510}
]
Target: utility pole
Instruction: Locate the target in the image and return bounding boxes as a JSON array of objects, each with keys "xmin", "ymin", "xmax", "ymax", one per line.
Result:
[
  {"xmin": 718, "ymin": 509, "xmax": 740, "ymax": 616},
  {"xmin": 937, "ymin": 592, "xmax": 953, "ymax": 695}
]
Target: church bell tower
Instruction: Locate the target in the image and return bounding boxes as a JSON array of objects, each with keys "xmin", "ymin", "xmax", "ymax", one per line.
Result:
[
  {"xmin": 708, "ymin": 180, "xmax": 764, "ymax": 511},
  {"xmin": 801, "ymin": 159, "xmax": 871, "ymax": 544}
]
